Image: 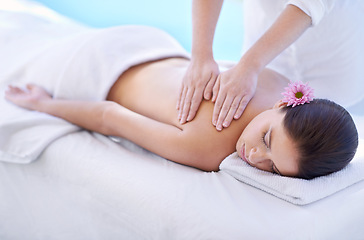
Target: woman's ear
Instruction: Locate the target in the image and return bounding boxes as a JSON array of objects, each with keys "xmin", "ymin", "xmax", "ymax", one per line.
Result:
[{"xmin": 273, "ymin": 99, "xmax": 288, "ymax": 109}]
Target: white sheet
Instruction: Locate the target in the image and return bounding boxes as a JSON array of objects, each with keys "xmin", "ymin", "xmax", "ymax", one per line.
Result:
[
  {"xmin": 1, "ymin": 0, "xmax": 364, "ymax": 239},
  {"xmin": 2, "ymin": 131, "xmax": 364, "ymax": 239},
  {"xmin": 0, "ymin": 9, "xmax": 188, "ymax": 164},
  {"xmin": 2, "ymin": 0, "xmax": 363, "ymax": 205}
]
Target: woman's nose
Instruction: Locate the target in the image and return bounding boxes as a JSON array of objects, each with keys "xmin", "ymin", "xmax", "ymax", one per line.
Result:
[{"xmin": 249, "ymin": 147, "xmax": 269, "ymax": 164}]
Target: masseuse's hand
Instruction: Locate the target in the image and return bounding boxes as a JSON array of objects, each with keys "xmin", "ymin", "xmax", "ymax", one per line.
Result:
[
  {"xmin": 5, "ymin": 84, "xmax": 52, "ymax": 110},
  {"xmin": 212, "ymin": 65, "xmax": 258, "ymax": 131},
  {"xmin": 177, "ymin": 57, "xmax": 220, "ymax": 124}
]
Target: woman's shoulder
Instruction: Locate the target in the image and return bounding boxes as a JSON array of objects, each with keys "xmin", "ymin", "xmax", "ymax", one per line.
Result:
[
  {"xmin": 253, "ymin": 68, "xmax": 289, "ymax": 108},
  {"xmin": 179, "ymin": 68, "xmax": 289, "ymax": 167}
]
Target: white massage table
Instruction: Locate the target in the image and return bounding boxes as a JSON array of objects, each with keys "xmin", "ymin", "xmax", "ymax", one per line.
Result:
[{"xmin": 1, "ymin": 0, "xmax": 364, "ymax": 239}]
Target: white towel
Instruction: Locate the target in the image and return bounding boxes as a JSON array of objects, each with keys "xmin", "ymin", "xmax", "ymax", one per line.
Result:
[
  {"xmin": 0, "ymin": 10, "xmax": 189, "ymax": 164},
  {"xmin": 220, "ymin": 114, "xmax": 364, "ymax": 205}
]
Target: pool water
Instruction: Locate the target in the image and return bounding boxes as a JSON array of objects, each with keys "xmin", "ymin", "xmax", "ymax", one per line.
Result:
[{"xmin": 34, "ymin": 0, "xmax": 244, "ymax": 62}]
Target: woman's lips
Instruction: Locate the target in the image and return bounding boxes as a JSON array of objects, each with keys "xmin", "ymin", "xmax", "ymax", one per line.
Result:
[
  {"xmin": 240, "ymin": 144, "xmax": 249, "ymax": 164},
  {"xmin": 241, "ymin": 144, "xmax": 254, "ymax": 167}
]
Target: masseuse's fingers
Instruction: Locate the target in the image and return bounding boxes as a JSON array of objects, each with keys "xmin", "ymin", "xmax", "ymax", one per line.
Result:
[
  {"xmin": 213, "ymin": 93, "xmax": 235, "ymax": 131},
  {"xmin": 211, "ymin": 76, "xmax": 227, "ymax": 130},
  {"xmin": 177, "ymin": 82, "xmax": 190, "ymax": 117},
  {"xmin": 179, "ymin": 87, "xmax": 194, "ymax": 124},
  {"xmin": 213, "ymin": 91, "xmax": 252, "ymax": 131},
  {"xmin": 178, "ymin": 57, "xmax": 219, "ymax": 124},
  {"xmin": 221, "ymin": 97, "xmax": 242, "ymax": 128},
  {"xmin": 233, "ymin": 97, "xmax": 250, "ymax": 120},
  {"xmin": 176, "ymin": 82, "xmax": 185, "ymax": 111},
  {"xmin": 186, "ymin": 87, "xmax": 204, "ymax": 122},
  {"xmin": 211, "ymin": 64, "xmax": 259, "ymax": 131},
  {"xmin": 185, "ymin": 73, "xmax": 217, "ymax": 122},
  {"xmin": 211, "ymin": 76, "xmax": 220, "ymax": 103},
  {"xmin": 203, "ymin": 74, "xmax": 216, "ymax": 100},
  {"xmin": 177, "ymin": 86, "xmax": 187, "ymax": 119}
]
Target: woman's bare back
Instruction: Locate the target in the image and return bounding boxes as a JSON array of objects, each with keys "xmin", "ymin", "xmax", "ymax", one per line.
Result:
[{"xmin": 107, "ymin": 58, "xmax": 289, "ymax": 170}]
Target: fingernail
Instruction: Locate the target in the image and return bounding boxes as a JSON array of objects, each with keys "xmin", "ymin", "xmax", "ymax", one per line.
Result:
[
  {"xmin": 180, "ymin": 115, "xmax": 185, "ymax": 123},
  {"xmin": 223, "ymin": 121, "xmax": 228, "ymax": 127},
  {"xmin": 216, "ymin": 125, "xmax": 222, "ymax": 131},
  {"xmin": 212, "ymin": 120, "xmax": 217, "ymax": 126}
]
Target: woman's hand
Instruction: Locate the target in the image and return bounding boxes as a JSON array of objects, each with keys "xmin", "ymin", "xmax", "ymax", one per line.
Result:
[
  {"xmin": 177, "ymin": 57, "xmax": 220, "ymax": 124},
  {"xmin": 5, "ymin": 84, "xmax": 52, "ymax": 111},
  {"xmin": 212, "ymin": 65, "xmax": 258, "ymax": 131}
]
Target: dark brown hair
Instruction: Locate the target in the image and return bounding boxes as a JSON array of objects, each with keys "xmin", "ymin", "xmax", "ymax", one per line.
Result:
[{"xmin": 281, "ymin": 99, "xmax": 358, "ymax": 180}]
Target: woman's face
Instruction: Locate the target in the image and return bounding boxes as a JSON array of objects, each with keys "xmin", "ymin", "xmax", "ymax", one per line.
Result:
[{"xmin": 236, "ymin": 106, "xmax": 300, "ymax": 177}]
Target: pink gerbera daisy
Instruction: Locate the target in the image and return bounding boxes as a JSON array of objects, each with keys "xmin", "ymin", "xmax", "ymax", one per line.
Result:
[{"xmin": 281, "ymin": 81, "xmax": 314, "ymax": 107}]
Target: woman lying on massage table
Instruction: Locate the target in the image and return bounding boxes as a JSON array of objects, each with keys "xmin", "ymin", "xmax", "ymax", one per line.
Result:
[{"xmin": 5, "ymin": 58, "xmax": 358, "ymax": 179}]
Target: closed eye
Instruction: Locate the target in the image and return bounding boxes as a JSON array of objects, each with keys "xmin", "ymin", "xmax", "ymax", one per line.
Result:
[
  {"xmin": 261, "ymin": 131, "xmax": 268, "ymax": 147},
  {"xmin": 271, "ymin": 162, "xmax": 281, "ymax": 175},
  {"xmin": 261, "ymin": 127, "xmax": 272, "ymax": 149}
]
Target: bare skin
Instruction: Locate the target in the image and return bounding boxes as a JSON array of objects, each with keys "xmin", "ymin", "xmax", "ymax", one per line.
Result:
[
  {"xmin": 5, "ymin": 58, "xmax": 288, "ymax": 171},
  {"xmin": 107, "ymin": 58, "xmax": 288, "ymax": 170}
]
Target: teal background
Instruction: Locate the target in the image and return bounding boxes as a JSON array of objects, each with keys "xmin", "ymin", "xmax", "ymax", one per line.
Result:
[{"xmin": 34, "ymin": 0, "xmax": 244, "ymax": 61}]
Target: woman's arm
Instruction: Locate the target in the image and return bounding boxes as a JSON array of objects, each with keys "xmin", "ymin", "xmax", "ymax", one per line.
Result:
[{"xmin": 5, "ymin": 84, "xmax": 222, "ymax": 171}]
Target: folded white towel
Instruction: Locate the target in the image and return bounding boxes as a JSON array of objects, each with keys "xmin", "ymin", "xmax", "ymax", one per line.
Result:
[
  {"xmin": 220, "ymin": 114, "xmax": 364, "ymax": 205},
  {"xmin": 0, "ymin": 11, "xmax": 189, "ymax": 164}
]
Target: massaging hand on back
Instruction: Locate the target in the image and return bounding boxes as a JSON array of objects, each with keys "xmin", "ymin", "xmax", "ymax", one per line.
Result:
[
  {"xmin": 177, "ymin": 0, "xmax": 252, "ymax": 131},
  {"xmin": 177, "ymin": 55, "xmax": 257, "ymax": 132},
  {"xmin": 177, "ymin": 53, "xmax": 258, "ymax": 131},
  {"xmin": 177, "ymin": 55, "xmax": 219, "ymax": 124},
  {"xmin": 177, "ymin": 0, "xmax": 311, "ymax": 131},
  {"xmin": 176, "ymin": 0, "xmax": 257, "ymax": 131},
  {"xmin": 211, "ymin": 63, "xmax": 258, "ymax": 131}
]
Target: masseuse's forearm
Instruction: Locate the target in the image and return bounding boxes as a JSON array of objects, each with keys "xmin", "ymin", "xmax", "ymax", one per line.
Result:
[
  {"xmin": 239, "ymin": 4, "xmax": 312, "ymax": 72},
  {"xmin": 191, "ymin": 0, "xmax": 224, "ymax": 59}
]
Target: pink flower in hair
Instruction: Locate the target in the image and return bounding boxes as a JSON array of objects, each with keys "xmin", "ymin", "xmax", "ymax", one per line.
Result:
[{"xmin": 281, "ymin": 81, "xmax": 314, "ymax": 107}]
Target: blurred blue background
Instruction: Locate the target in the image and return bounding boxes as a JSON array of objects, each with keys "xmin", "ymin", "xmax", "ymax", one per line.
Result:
[{"xmin": 34, "ymin": 0, "xmax": 244, "ymax": 62}]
